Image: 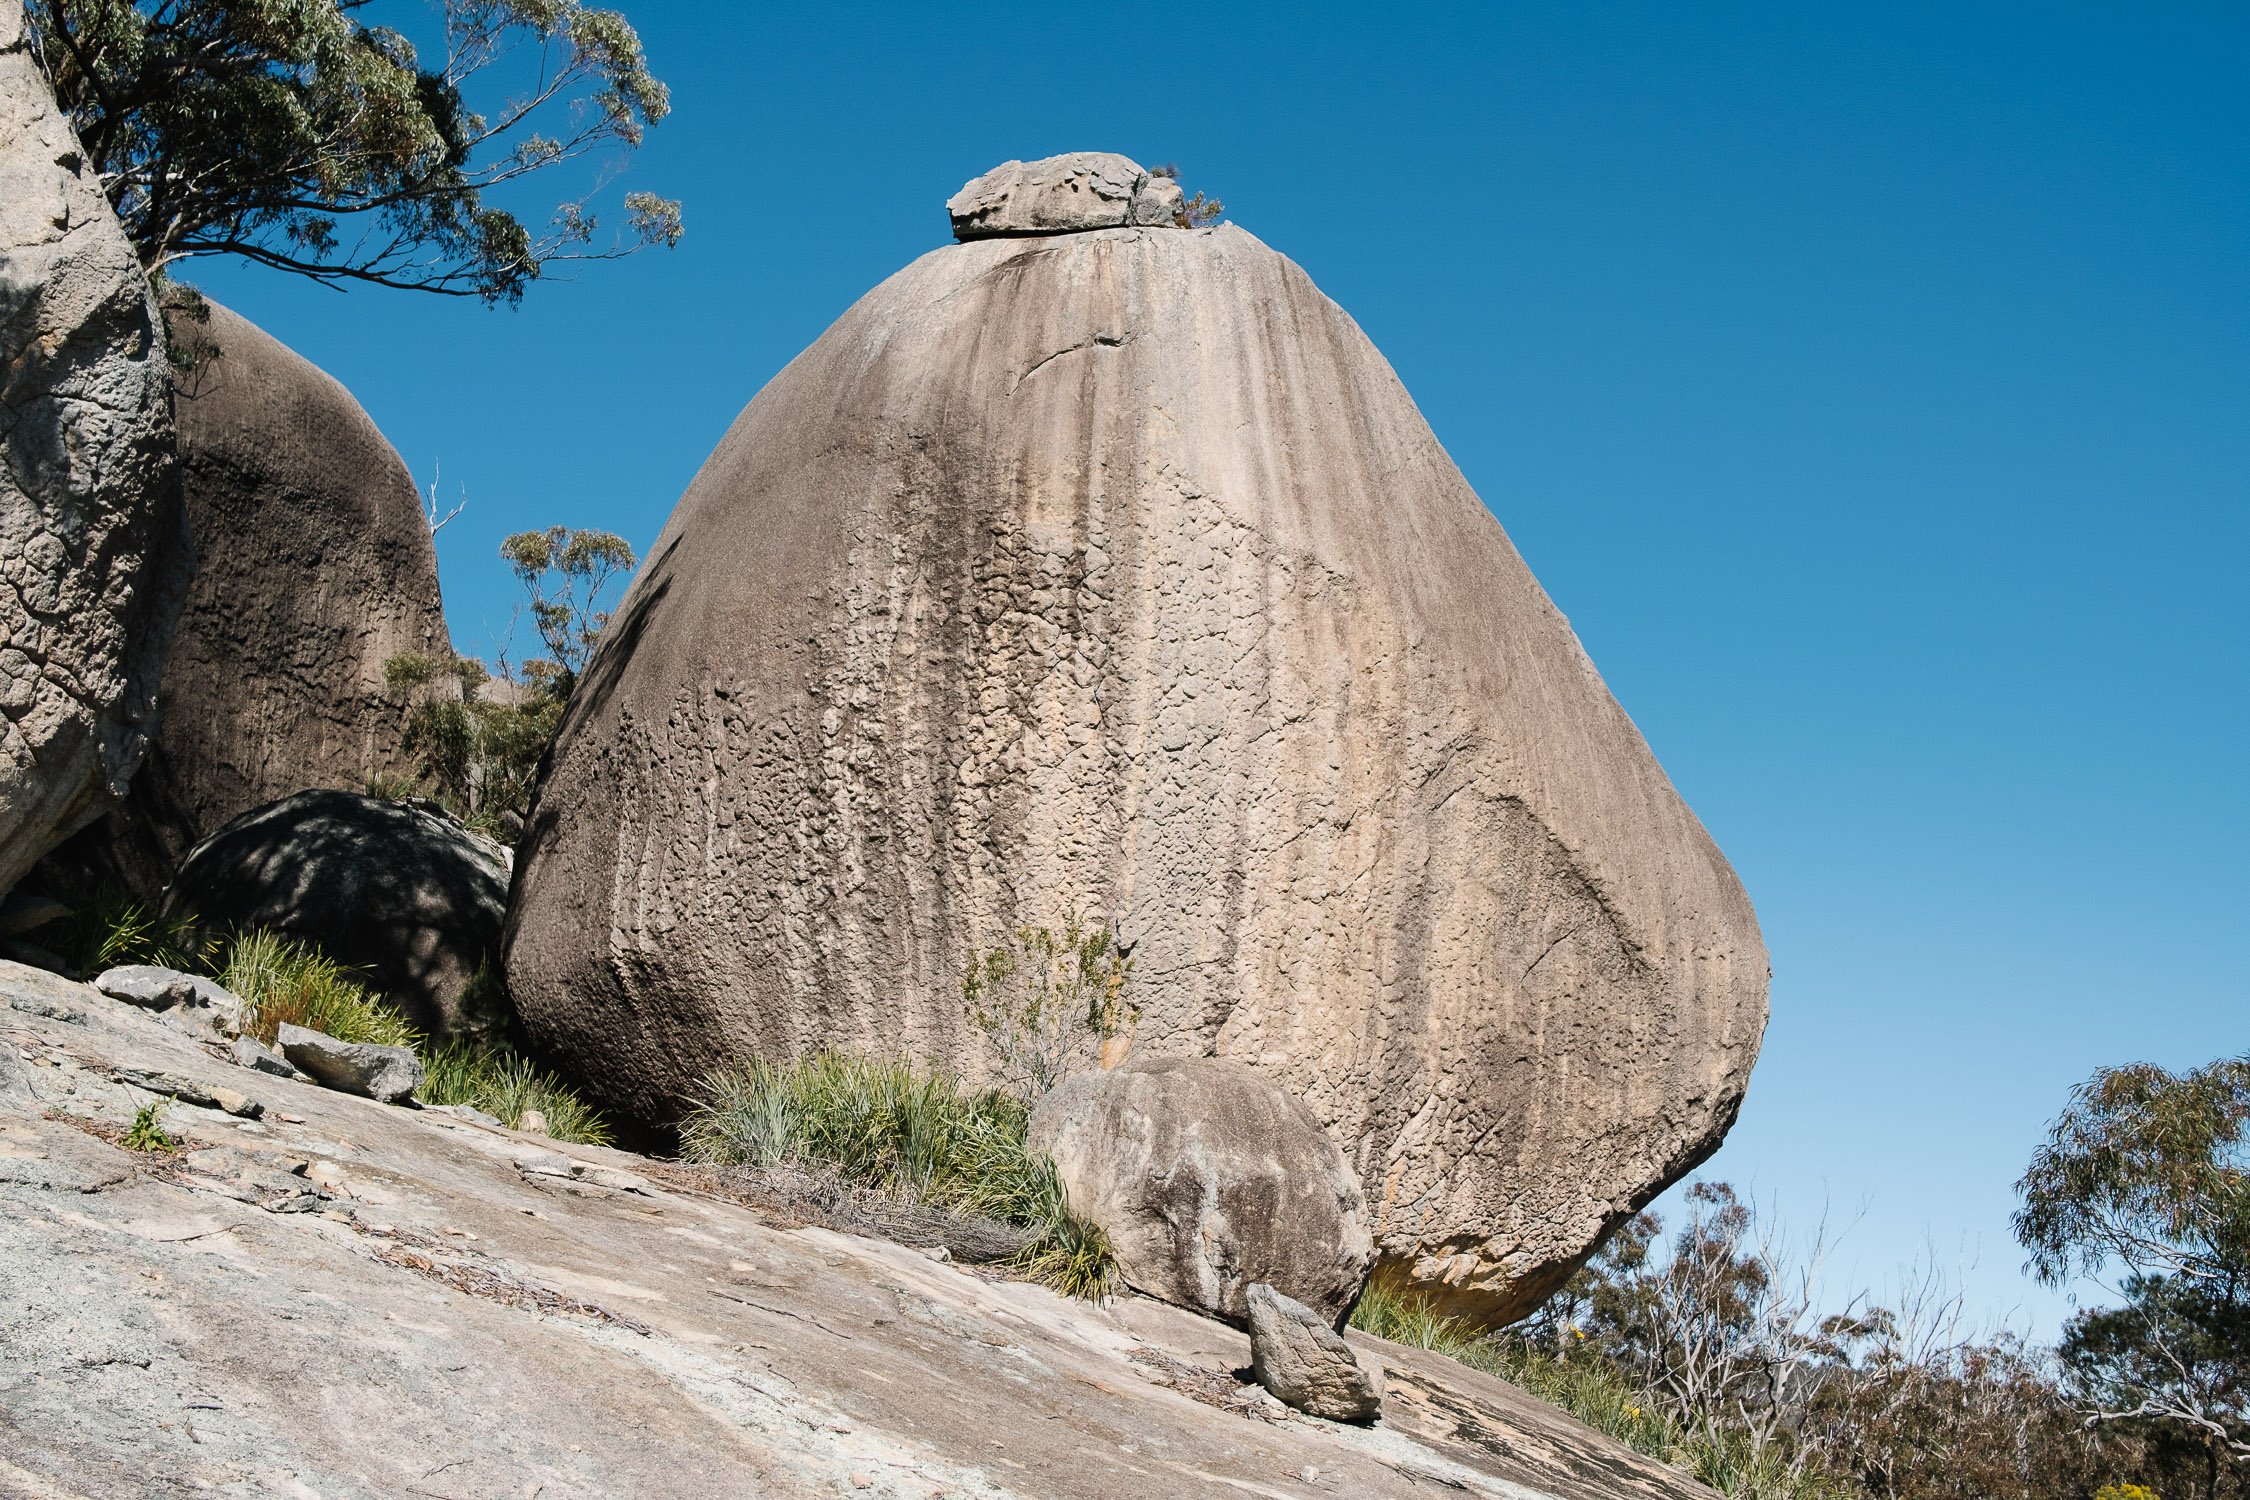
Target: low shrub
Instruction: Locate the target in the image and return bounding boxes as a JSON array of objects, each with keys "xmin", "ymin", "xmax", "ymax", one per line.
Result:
[
  {"xmin": 217, "ymin": 929, "xmax": 418, "ymax": 1049},
  {"xmin": 680, "ymin": 1053, "xmax": 1113, "ymax": 1298},
  {"xmin": 420, "ymin": 1040, "xmax": 613, "ymax": 1146},
  {"xmin": 1348, "ymin": 1281, "xmax": 1844, "ymax": 1500}
]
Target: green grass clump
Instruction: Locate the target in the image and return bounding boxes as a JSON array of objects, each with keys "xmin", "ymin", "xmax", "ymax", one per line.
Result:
[
  {"xmin": 122, "ymin": 1102, "xmax": 180, "ymax": 1154},
  {"xmin": 680, "ymin": 1052, "xmax": 1114, "ymax": 1298},
  {"xmin": 217, "ymin": 929, "xmax": 418, "ymax": 1049},
  {"xmin": 51, "ymin": 888, "xmax": 216, "ymax": 976},
  {"xmin": 420, "ymin": 1040, "xmax": 613, "ymax": 1146}
]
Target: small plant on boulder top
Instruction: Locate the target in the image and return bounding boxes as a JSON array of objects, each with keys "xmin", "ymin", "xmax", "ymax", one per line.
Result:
[{"xmin": 1148, "ymin": 163, "xmax": 1224, "ymax": 227}]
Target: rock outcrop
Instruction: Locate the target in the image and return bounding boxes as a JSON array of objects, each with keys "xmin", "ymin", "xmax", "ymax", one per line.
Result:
[
  {"xmin": 0, "ymin": 956, "xmax": 1720, "ymax": 1499},
  {"xmin": 947, "ymin": 152, "xmax": 1185, "ymax": 237},
  {"xmin": 42, "ymin": 298, "xmax": 449, "ymax": 896},
  {"xmin": 1029, "ymin": 1056, "xmax": 1375, "ymax": 1325},
  {"xmin": 505, "ymin": 155, "xmax": 1770, "ymax": 1324},
  {"xmin": 0, "ymin": 7, "xmax": 186, "ymax": 898},
  {"xmin": 170, "ymin": 790, "xmax": 507, "ymax": 1039}
]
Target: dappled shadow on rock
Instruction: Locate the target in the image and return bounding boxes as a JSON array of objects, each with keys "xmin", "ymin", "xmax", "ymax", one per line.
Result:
[{"xmin": 170, "ymin": 789, "xmax": 507, "ymax": 1039}]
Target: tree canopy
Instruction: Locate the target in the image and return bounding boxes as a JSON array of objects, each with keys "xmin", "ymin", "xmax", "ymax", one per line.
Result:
[{"xmin": 26, "ymin": 0, "xmax": 680, "ymax": 301}]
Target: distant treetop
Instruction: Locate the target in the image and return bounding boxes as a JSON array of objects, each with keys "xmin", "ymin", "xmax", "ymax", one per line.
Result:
[{"xmin": 26, "ymin": 0, "xmax": 681, "ymax": 302}]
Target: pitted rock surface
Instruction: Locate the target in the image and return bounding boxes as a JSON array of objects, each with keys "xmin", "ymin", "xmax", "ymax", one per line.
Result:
[
  {"xmin": 948, "ymin": 152, "xmax": 1185, "ymax": 239},
  {"xmin": 0, "ymin": 6, "xmax": 186, "ymax": 897},
  {"xmin": 1029, "ymin": 1056, "xmax": 1375, "ymax": 1325},
  {"xmin": 505, "ymin": 203, "xmax": 1769, "ymax": 1324},
  {"xmin": 48, "ymin": 298, "xmax": 449, "ymax": 896}
]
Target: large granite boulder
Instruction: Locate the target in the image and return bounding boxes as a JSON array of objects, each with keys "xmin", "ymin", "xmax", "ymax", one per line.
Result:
[
  {"xmin": 0, "ymin": 8, "xmax": 186, "ymax": 898},
  {"xmin": 1030, "ymin": 1057, "xmax": 1374, "ymax": 1325},
  {"xmin": 506, "ymin": 154, "xmax": 1770, "ymax": 1324},
  {"xmin": 41, "ymin": 298, "xmax": 450, "ymax": 897},
  {"xmin": 172, "ymin": 790, "xmax": 507, "ymax": 1039}
]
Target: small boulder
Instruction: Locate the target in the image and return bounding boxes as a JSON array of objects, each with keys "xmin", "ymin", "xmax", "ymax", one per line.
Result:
[
  {"xmin": 946, "ymin": 152, "xmax": 1183, "ymax": 239},
  {"xmin": 170, "ymin": 790, "xmax": 508, "ymax": 1040},
  {"xmin": 230, "ymin": 1035, "xmax": 298, "ymax": 1079},
  {"xmin": 93, "ymin": 965, "xmax": 246, "ymax": 1036},
  {"xmin": 277, "ymin": 1023, "xmax": 422, "ymax": 1104},
  {"xmin": 1246, "ymin": 1282, "xmax": 1382, "ymax": 1424},
  {"xmin": 1027, "ymin": 1057, "xmax": 1374, "ymax": 1325}
]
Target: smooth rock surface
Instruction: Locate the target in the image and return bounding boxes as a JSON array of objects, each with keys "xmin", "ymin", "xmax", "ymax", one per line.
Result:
[
  {"xmin": 1029, "ymin": 1056, "xmax": 1374, "ymax": 1324},
  {"xmin": 508, "ymin": 198, "xmax": 1771, "ymax": 1323},
  {"xmin": 0, "ymin": 6, "xmax": 187, "ymax": 897},
  {"xmin": 1249, "ymin": 1282, "xmax": 1385, "ymax": 1423},
  {"xmin": 42, "ymin": 298, "xmax": 449, "ymax": 896},
  {"xmin": 0, "ymin": 956, "xmax": 1718, "ymax": 1500},
  {"xmin": 947, "ymin": 152, "xmax": 1184, "ymax": 238},
  {"xmin": 276, "ymin": 1023, "xmax": 423, "ymax": 1104},
  {"xmin": 172, "ymin": 789, "xmax": 508, "ymax": 1038}
]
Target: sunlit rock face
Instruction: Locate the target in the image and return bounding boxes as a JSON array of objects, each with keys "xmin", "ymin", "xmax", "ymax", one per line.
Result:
[
  {"xmin": 506, "ymin": 160, "xmax": 1769, "ymax": 1324},
  {"xmin": 0, "ymin": 5, "xmax": 184, "ymax": 898}
]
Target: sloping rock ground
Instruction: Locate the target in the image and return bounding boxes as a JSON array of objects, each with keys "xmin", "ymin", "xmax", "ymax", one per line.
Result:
[{"xmin": 0, "ymin": 959, "xmax": 1712, "ymax": 1500}]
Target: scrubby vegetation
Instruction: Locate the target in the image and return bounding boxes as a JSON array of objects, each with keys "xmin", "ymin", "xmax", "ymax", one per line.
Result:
[
  {"xmin": 679, "ymin": 1053, "xmax": 1113, "ymax": 1298},
  {"xmin": 385, "ymin": 525, "xmax": 636, "ymax": 844},
  {"xmin": 962, "ymin": 913, "xmax": 1136, "ymax": 1104},
  {"xmin": 65, "ymin": 901, "xmax": 614, "ymax": 1146},
  {"xmin": 121, "ymin": 1102, "xmax": 180, "ymax": 1155},
  {"xmin": 420, "ymin": 1041, "xmax": 614, "ymax": 1146}
]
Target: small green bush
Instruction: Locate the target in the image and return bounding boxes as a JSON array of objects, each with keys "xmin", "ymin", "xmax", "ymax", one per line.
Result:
[
  {"xmin": 680, "ymin": 1053, "xmax": 1114, "ymax": 1298},
  {"xmin": 962, "ymin": 913, "xmax": 1136, "ymax": 1104},
  {"xmin": 420, "ymin": 1040, "xmax": 613, "ymax": 1146},
  {"xmin": 122, "ymin": 1102, "xmax": 179, "ymax": 1154},
  {"xmin": 217, "ymin": 930, "xmax": 418, "ymax": 1049}
]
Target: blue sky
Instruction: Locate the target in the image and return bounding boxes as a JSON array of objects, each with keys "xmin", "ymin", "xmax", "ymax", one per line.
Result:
[{"xmin": 186, "ymin": 1, "xmax": 2248, "ymax": 1336}]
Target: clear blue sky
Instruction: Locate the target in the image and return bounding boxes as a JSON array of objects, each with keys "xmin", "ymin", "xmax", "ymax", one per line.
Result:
[{"xmin": 186, "ymin": 1, "xmax": 2248, "ymax": 1337}]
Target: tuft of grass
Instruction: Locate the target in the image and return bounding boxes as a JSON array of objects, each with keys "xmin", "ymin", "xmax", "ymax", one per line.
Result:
[
  {"xmin": 420, "ymin": 1040, "xmax": 613, "ymax": 1146},
  {"xmin": 680, "ymin": 1053, "xmax": 1114, "ymax": 1298},
  {"xmin": 217, "ymin": 929, "xmax": 418, "ymax": 1049},
  {"xmin": 122, "ymin": 1102, "xmax": 180, "ymax": 1154},
  {"xmin": 50, "ymin": 888, "xmax": 217, "ymax": 976}
]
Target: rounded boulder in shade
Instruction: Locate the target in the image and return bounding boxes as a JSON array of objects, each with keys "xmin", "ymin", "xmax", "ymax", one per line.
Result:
[
  {"xmin": 172, "ymin": 790, "xmax": 508, "ymax": 1040},
  {"xmin": 1029, "ymin": 1057, "xmax": 1375, "ymax": 1326},
  {"xmin": 504, "ymin": 152, "xmax": 1770, "ymax": 1325}
]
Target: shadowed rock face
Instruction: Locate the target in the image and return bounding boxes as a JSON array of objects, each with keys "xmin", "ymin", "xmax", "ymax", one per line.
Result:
[
  {"xmin": 0, "ymin": 7, "xmax": 186, "ymax": 897},
  {"xmin": 506, "ymin": 193, "xmax": 1769, "ymax": 1323},
  {"xmin": 172, "ymin": 790, "xmax": 507, "ymax": 1039},
  {"xmin": 42, "ymin": 299, "xmax": 449, "ymax": 896}
]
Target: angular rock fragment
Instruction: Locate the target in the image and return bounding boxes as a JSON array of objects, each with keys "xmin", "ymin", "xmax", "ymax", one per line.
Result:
[
  {"xmin": 277, "ymin": 1023, "xmax": 422, "ymax": 1104},
  {"xmin": 231, "ymin": 1035, "xmax": 299, "ymax": 1079},
  {"xmin": 1246, "ymin": 1283, "xmax": 1382, "ymax": 1424}
]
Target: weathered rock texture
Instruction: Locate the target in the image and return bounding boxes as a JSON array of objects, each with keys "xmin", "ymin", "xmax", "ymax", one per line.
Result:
[
  {"xmin": 0, "ymin": 7, "xmax": 185, "ymax": 897},
  {"xmin": 45, "ymin": 298, "xmax": 449, "ymax": 896},
  {"xmin": 947, "ymin": 152, "xmax": 1184, "ymax": 239},
  {"xmin": 506, "ymin": 176, "xmax": 1770, "ymax": 1324},
  {"xmin": 1030, "ymin": 1056, "xmax": 1375, "ymax": 1325},
  {"xmin": 171, "ymin": 789, "xmax": 508, "ymax": 1039},
  {"xmin": 0, "ymin": 957, "xmax": 1720, "ymax": 1499},
  {"xmin": 1248, "ymin": 1281, "xmax": 1385, "ymax": 1423}
]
